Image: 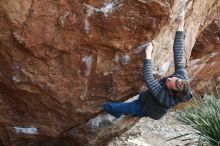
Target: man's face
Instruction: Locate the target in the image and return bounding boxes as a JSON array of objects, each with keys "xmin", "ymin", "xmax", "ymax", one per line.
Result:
[{"xmin": 166, "ymin": 77, "xmax": 184, "ymax": 91}]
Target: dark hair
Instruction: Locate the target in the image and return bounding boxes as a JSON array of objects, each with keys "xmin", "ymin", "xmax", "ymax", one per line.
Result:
[{"xmin": 171, "ymin": 80, "xmax": 190, "ymax": 101}]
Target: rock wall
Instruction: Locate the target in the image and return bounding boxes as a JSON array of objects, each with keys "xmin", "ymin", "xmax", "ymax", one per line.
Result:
[
  {"xmin": 189, "ymin": 16, "xmax": 220, "ymax": 92},
  {"xmin": 0, "ymin": 0, "xmax": 219, "ymax": 146}
]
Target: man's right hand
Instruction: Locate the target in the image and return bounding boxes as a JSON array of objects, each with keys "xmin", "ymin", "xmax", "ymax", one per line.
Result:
[{"xmin": 145, "ymin": 42, "xmax": 153, "ymax": 59}]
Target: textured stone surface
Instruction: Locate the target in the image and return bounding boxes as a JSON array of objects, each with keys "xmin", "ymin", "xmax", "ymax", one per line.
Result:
[
  {"xmin": 108, "ymin": 112, "xmax": 196, "ymax": 146},
  {"xmin": 189, "ymin": 17, "xmax": 220, "ymax": 92},
  {"xmin": 0, "ymin": 0, "xmax": 219, "ymax": 145}
]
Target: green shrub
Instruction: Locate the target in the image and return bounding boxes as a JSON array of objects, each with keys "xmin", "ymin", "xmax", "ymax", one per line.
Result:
[{"xmin": 174, "ymin": 92, "xmax": 220, "ymax": 146}]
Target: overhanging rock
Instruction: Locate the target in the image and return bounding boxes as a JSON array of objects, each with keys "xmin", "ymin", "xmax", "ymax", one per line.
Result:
[{"xmin": 0, "ymin": 0, "xmax": 219, "ymax": 145}]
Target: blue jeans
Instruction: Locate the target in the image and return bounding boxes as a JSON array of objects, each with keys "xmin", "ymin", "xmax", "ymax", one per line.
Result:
[{"xmin": 103, "ymin": 92, "xmax": 146, "ymax": 118}]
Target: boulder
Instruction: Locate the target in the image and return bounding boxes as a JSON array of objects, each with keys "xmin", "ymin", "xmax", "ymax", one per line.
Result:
[{"xmin": 0, "ymin": 0, "xmax": 219, "ymax": 145}]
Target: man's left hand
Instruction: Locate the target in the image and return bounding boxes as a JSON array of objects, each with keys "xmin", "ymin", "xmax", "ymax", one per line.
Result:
[{"xmin": 145, "ymin": 42, "xmax": 153, "ymax": 59}]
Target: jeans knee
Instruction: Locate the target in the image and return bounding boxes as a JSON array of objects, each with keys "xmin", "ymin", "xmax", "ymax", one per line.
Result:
[{"xmin": 103, "ymin": 102, "xmax": 114, "ymax": 111}]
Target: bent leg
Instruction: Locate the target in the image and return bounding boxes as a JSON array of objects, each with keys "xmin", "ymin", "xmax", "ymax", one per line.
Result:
[{"xmin": 104, "ymin": 98, "xmax": 145, "ymax": 118}]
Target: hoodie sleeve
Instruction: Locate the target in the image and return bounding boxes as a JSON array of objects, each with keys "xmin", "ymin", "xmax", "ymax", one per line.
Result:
[
  {"xmin": 173, "ymin": 31, "xmax": 189, "ymax": 80},
  {"xmin": 173, "ymin": 31, "xmax": 185, "ymax": 71},
  {"xmin": 143, "ymin": 59, "xmax": 176, "ymax": 107}
]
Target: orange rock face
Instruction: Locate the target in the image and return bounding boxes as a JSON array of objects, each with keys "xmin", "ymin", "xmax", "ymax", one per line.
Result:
[
  {"xmin": 0, "ymin": 0, "xmax": 219, "ymax": 145},
  {"xmin": 189, "ymin": 17, "xmax": 220, "ymax": 92}
]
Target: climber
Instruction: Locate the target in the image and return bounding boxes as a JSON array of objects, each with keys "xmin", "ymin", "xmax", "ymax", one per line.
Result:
[{"xmin": 103, "ymin": 0, "xmax": 192, "ymax": 120}]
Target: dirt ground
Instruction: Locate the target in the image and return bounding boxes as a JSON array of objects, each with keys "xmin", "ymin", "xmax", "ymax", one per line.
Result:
[{"xmin": 108, "ymin": 112, "xmax": 197, "ymax": 146}]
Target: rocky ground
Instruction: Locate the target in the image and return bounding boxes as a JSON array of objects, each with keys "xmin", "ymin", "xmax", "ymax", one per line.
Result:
[{"xmin": 108, "ymin": 112, "xmax": 197, "ymax": 146}]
